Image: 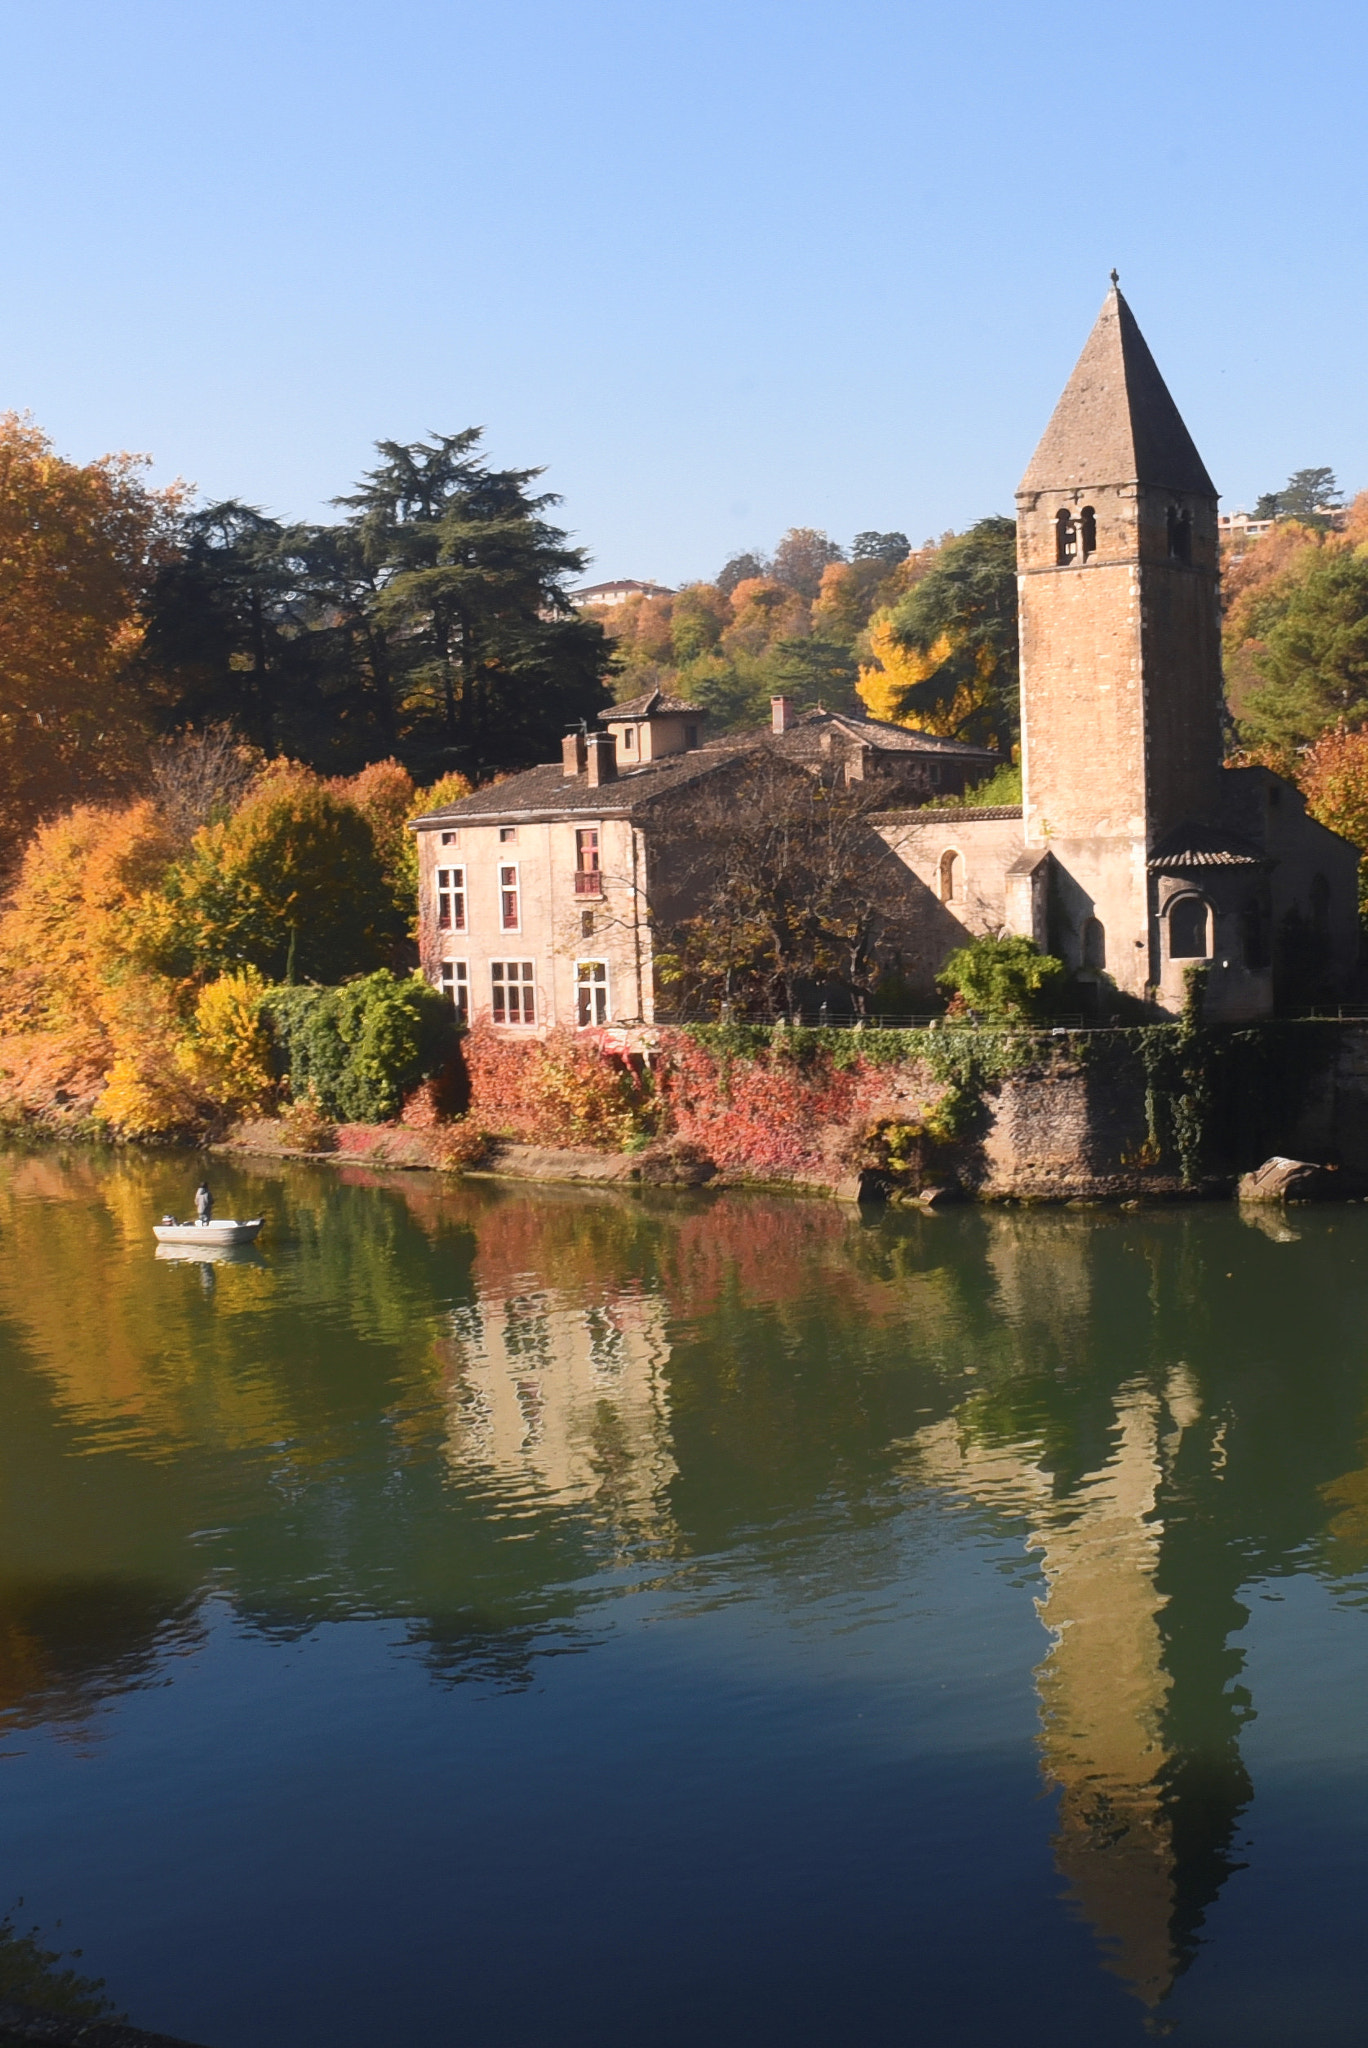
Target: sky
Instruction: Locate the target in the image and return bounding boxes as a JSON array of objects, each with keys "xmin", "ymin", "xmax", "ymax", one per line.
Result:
[{"xmin": 3, "ymin": 0, "xmax": 1366, "ymax": 586}]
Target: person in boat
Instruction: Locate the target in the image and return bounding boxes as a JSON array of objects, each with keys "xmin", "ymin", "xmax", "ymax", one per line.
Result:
[{"xmin": 194, "ymin": 1181, "xmax": 213, "ymax": 1225}]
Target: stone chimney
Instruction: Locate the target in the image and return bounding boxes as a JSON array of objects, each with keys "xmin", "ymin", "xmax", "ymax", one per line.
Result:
[
  {"xmin": 585, "ymin": 731, "xmax": 617, "ymax": 786},
  {"xmin": 562, "ymin": 729, "xmax": 587, "ymax": 778},
  {"xmin": 771, "ymin": 695, "xmax": 794, "ymax": 733}
]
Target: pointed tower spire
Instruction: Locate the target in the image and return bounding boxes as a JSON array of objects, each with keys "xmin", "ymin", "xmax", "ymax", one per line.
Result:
[{"xmin": 1020, "ymin": 287, "xmax": 1214, "ymax": 498}]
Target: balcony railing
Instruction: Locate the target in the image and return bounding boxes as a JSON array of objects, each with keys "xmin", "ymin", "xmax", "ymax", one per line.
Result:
[{"xmin": 573, "ymin": 871, "xmax": 603, "ymax": 897}]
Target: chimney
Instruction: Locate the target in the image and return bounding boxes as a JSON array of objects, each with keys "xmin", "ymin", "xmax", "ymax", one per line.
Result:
[
  {"xmin": 585, "ymin": 731, "xmax": 617, "ymax": 786},
  {"xmin": 562, "ymin": 729, "xmax": 587, "ymax": 778},
  {"xmin": 771, "ymin": 695, "xmax": 794, "ymax": 733}
]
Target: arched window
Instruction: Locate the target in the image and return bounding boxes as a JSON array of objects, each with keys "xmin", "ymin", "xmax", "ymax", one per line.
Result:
[
  {"xmin": 938, "ymin": 848, "xmax": 964, "ymax": 904},
  {"xmin": 1168, "ymin": 896, "xmax": 1210, "ymax": 959},
  {"xmin": 1311, "ymin": 873, "xmax": 1331, "ymax": 932},
  {"xmin": 1055, "ymin": 508, "xmax": 1077, "ymax": 565},
  {"xmin": 1081, "ymin": 917, "xmax": 1106, "ymax": 969},
  {"xmin": 1080, "ymin": 506, "xmax": 1097, "ymax": 560},
  {"xmin": 1167, "ymin": 505, "xmax": 1192, "ymax": 564}
]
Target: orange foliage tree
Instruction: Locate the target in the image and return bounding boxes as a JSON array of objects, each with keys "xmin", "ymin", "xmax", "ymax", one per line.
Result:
[
  {"xmin": 1293, "ymin": 727, "xmax": 1368, "ymax": 913},
  {"xmin": 0, "ymin": 415, "xmax": 183, "ymax": 854}
]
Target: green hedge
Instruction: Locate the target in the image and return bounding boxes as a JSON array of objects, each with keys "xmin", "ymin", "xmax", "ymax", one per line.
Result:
[{"xmin": 265, "ymin": 971, "xmax": 459, "ymax": 1123}]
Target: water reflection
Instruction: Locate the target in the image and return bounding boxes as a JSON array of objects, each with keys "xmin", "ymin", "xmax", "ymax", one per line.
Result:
[
  {"xmin": 915, "ymin": 1365, "xmax": 1242, "ymax": 2009},
  {"xmin": 2, "ymin": 1149, "xmax": 1368, "ymax": 2027}
]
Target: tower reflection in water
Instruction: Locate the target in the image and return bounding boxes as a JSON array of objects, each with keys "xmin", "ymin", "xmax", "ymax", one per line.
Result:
[{"xmin": 912, "ymin": 1218, "xmax": 1254, "ymax": 2014}]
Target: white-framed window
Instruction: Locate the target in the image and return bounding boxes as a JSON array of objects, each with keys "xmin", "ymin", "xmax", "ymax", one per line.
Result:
[
  {"xmin": 499, "ymin": 863, "xmax": 520, "ymax": 932},
  {"xmin": 492, "ymin": 960, "xmax": 536, "ymax": 1025},
  {"xmin": 439, "ymin": 959, "xmax": 470, "ymax": 1022},
  {"xmin": 576, "ymin": 960, "xmax": 609, "ymax": 1028},
  {"xmin": 436, "ymin": 865, "xmax": 466, "ymax": 932}
]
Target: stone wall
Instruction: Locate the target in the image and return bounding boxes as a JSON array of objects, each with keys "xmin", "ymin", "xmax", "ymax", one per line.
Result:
[{"xmin": 214, "ymin": 1023, "xmax": 1368, "ymax": 1205}]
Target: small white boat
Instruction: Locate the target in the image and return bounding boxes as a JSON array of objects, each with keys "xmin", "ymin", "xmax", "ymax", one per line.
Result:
[
  {"xmin": 155, "ymin": 1241, "xmax": 265, "ymax": 1265},
  {"xmin": 153, "ymin": 1218, "xmax": 264, "ymax": 1247}
]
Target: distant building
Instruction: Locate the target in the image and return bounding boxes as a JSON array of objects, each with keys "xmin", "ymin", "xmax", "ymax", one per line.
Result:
[
  {"xmin": 573, "ymin": 579, "xmax": 675, "ymax": 608},
  {"xmin": 1218, "ymin": 511, "xmax": 1277, "ymax": 544},
  {"xmin": 1220, "ymin": 506, "xmax": 1347, "ymax": 548}
]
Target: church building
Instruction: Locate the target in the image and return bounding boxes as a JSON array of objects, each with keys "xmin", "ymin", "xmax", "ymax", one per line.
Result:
[{"xmin": 878, "ymin": 282, "xmax": 1359, "ymax": 1019}]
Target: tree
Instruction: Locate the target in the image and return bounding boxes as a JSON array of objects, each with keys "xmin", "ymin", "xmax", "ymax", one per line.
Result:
[
  {"xmin": 0, "ymin": 414, "xmax": 183, "ymax": 855},
  {"xmin": 1293, "ymin": 726, "xmax": 1368, "ymax": 913},
  {"xmin": 147, "ymin": 724, "xmax": 264, "ymax": 843},
  {"xmin": 0, "ymin": 800, "xmax": 176, "ymax": 1037},
  {"xmin": 1254, "ymin": 468, "xmax": 1342, "ymax": 526},
  {"xmin": 860, "ymin": 517, "xmax": 1019, "ymax": 751},
  {"xmin": 668, "ymin": 584, "xmax": 727, "ymax": 663},
  {"xmin": 155, "ymin": 765, "xmax": 403, "ymax": 983},
  {"xmin": 771, "ymin": 527, "xmax": 845, "ymax": 599},
  {"xmin": 852, "ymin": 531, "xmax": 910, "ymax": 564},
  {"xmin": 936, "ymin": 934, "xmax": 1063, "ymax": 1019},
  {"xmin": 140, "ymin": 431, "xmax": 616, "ymax": 781},
  {"xmin": 766, "ymin": 637, "xmax": 860, "ymax": 712},
  {"xmin": 716, "ymin": 551, "xmax": 768, "ymax": 599},
  {"xmin": 650, "ymin": 750, "xmax": 905, "ymax": 1015},
  {"xmin": 1240, "ymin": 551, "xmax": 1368, "ymax": 751},
  {"xmin": 337, "ymin": 429, "xmax": 613, "ymax": 779}
]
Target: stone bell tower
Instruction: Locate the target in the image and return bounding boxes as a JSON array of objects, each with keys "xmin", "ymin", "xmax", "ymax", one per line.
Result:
[{"xmin": 1015, "ymin": 282, "xmax": 1224, "ymax": 999}]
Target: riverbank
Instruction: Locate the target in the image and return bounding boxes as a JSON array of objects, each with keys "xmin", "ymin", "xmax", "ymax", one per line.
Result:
[
  {"xmin": 209, "ymin": 1016, "xmax": 1368, "ymax": 1204},
  {"xmin": 11, "ymin": 1017, "xmax": 1365, "ymax": 1205}
]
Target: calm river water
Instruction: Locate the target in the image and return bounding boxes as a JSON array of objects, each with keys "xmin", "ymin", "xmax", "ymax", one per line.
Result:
[{"xmin": 2, "ymin": 1150, "xmax": 1367, "ymax": 2044}]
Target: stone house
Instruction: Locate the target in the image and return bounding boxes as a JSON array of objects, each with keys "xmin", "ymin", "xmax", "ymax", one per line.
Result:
[
  {"xmin": 413, "ymin": 283, "xmax": 1360, "ymax": 1029},
  {"xmin": 410, "ymin": 691, "xmax": 994, "ymax": 1030}
]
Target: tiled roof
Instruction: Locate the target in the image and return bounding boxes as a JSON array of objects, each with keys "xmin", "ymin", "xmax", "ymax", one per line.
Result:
[
  {"xmin": 1147, "ymin": 820, "xmax": 1268, "ymax": 870},
  {"xmin": 875, "ymin": 806, "xmax": 1023, "ymax": 824},
  {"xmin": 409, "ymin": 736, "xmax": 758, "ymax": 826},
  {"xmin": 771, "ymin": 708, "xmax": 998, "ymax": 761},
  {"xmin": 599, "ymin": 688, "xmax": 702, "ymax": 722},
  {"xmin": 410, "ymin": 708, "xmax": 996, "ymax": 831}
]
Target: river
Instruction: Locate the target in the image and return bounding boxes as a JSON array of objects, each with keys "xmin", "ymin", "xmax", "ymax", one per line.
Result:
[{"xmin": 1, "ymin": 1147, "xmax": 1366, "ymax": 2045}]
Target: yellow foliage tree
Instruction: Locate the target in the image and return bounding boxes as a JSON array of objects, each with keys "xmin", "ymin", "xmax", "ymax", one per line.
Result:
[
  {"xmin": 0, "ymin": 801, "xmax": 177, "ymax": 1039},
  {"xmin": 0, "ymin": 415, "xmax": 183, "ymax": 852},
  {"xmin": 857, "ymin": 618, "xmax": 981, "ymax": 732}
]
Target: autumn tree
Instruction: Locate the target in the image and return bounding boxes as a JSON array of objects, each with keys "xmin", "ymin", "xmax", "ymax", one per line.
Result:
[
  {"xmin": 1293, "ymin": 726, "xmax": 1368, "ymax": 913},
  {"xmin": 859, "ymin": 517, "xmax": 1018, "ymax": 751},
  {"xmin": 0, "ymin": 415, "xmax": 182, "ymax": 855},
  {"xmin": 152, "ymin": 766, "xmax": 404, "ymax": 983},
  {"xmin": 771, "ymin": 527, "xmax": 846, "ymax": 599}
]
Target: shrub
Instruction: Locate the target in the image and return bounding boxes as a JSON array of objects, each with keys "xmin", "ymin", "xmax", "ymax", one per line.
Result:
[
  {"xmin": 266, "ymin": 971, "xmax": 459, "ymax": 1124},
  {"xmin": 936, "ymin": 934, "xmax": 1064, "ymax": 1020}
]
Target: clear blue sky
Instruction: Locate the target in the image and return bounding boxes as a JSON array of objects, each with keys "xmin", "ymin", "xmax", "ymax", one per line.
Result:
[{"xmin": 3, "ymin": 0, "xmax": 1365, "ymax": 585}]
